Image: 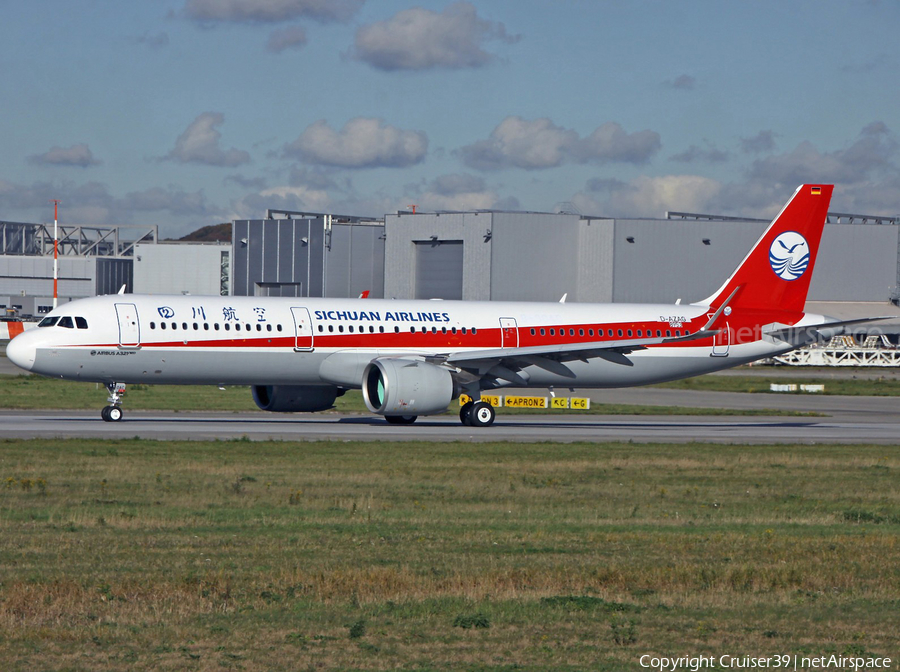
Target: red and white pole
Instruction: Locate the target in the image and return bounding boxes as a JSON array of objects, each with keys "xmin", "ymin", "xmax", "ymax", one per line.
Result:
[{"xmin": 51, "ymin": 199, "xmax": 60, "ymax": 309}]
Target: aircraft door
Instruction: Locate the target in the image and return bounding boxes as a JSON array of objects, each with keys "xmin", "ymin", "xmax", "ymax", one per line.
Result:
[
  {"xmin": 114, "ymin": 303, "xmax": 140, "ymax": 348},
  {"xmin": 291, "ymin": 307, "xmax": 314, "ymax": 351},
  {"xmin": 500, "ymin": 317, "xmax": 518, "ymax": 348},
  {"xmin": 711, "ymin": 321, "xmax": 730, "ymax": 357}
]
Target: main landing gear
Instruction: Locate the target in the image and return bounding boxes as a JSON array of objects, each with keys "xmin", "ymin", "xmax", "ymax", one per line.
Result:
[
  {"xmin": 101, "ymin": 382, "xmax": 126, "ymax": 422},
  {"xmin": 459, "ymin": 400, "xmax": 495, "ymax": 427}
]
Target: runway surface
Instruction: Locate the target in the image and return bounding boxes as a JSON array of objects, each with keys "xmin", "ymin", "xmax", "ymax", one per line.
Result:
[
  {"xmin": 2, "ymin": 389, "xmax": 898, "ymax": 444},
  {"xmin": 3, "ymin": 347, "xmax": 898, "ymax": 443}
]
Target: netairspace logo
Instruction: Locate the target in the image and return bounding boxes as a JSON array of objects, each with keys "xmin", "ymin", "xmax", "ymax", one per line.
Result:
[{"xmin": 769, "ymin": 231, "xmax": 809, "ymax": 281}]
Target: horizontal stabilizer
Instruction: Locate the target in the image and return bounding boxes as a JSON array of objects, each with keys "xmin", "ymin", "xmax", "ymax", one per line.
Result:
[{"xmin": 766, "ymin": 316, "xmax": 893, "ymax": 343}]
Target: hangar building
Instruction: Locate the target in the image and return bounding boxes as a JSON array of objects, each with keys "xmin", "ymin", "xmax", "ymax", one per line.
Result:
[
  {"xmin": 0, "ymin": 220, "xmax": 152, "ymax": 317},
  {"xmin": 382, "ymin": 208, "xmax": 900, "ymax": 333},
  {"xmin": 231, "ymin": 211, "xmax": 384, "ymax": 298}
]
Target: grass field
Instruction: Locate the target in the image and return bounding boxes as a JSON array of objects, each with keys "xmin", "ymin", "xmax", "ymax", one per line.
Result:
[
  {"xmin": 658, "ymin": 374, "xmax": 900, "ymax": 396},
  {"xmin": 1, "ymin": 438, "xmax": 898, "ymax": 670}
]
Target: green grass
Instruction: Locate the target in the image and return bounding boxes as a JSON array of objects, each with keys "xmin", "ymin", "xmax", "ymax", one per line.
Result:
[
  {"xmin": 658, "ymin": 374, "xmax": 900, "ymax": 396},
  {"xmin": 0, "ymin": 375, "xmax": 821, "ymax": 417},
  {"xmin": 1, "ymin": 438, "xmax": 898, "ymax": 670}
]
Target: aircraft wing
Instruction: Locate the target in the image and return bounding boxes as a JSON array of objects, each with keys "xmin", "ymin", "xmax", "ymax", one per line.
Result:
[{"xmin": 429, "ymin": 330, "xmax": 716, "ymax": 386}]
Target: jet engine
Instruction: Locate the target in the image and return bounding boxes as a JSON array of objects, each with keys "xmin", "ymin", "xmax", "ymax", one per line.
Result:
[
  {"xmin": 251, "ymin": 385, "xmax": 340, "ymax": 413},
  {"xmin": 363, "ymin": 358, "xmax": 456, "ymax": 416}
]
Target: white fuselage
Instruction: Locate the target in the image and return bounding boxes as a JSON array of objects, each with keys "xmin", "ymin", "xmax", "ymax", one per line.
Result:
[{"xmin": 7, "ymin": 293, "xmax": 815, "ymax": 390}]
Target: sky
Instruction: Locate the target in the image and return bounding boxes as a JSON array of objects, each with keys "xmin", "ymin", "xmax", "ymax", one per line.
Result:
[{"xmin": 1, "ymin": 0, "xmax": 899, "ymax": 238}]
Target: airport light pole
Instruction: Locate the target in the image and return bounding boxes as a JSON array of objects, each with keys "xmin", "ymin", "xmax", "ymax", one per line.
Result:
[{"xmin": 51, "ymin": 199, "xmax": 60, "ymax": 309}]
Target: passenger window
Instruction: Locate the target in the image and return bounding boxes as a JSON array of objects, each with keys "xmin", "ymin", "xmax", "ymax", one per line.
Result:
[
  {"xmin": 569, "ymin": 329, "xmax": 574, "ymax": 336},
  {"xmin": 182, "ymin": 322, "xmax": 188, "ymax": 330},
  {"xmin": 550, "ymin": 329, "xmax": 555, "ymax": 336},
  {"xmin": 579, "ymin": 329, "xmax": 584, "ymax": 336},
  {"xmin": 540, "ymin": 328, "xmax": 545, "ymax": 336},
  {"xmin": 608, "ymin": 329, "xmax": 613, "ymax": 337},
  {"xmin": 666, "ymin": 330, "xmax": 671, "ymax": 337},
  {"xmin": 588, "ymin": 329, "xmax": 594, "ymax": 336},
  {"xmin": 421, "ymin": 327, "xmax": 427, "ymax": 334},
  {"xmin": 214, "ymin": 324, "xmax": 220, "ymax": 331},
  {"xmin": 277, "ymin": 325, "xmax": 282, "ymax": 332},
  {"xmin": 58, "ymin": 316, "xmax": 74, "ymax": 328},
  {"xmin": 338, "ymin": 325, "xmax": 344, "ymax": 333},
  {"xmin": 462, "ymin": 327, "xmax": 467, "ymax": 334},
  {"xmin": 675, "ymin": 330, "xmax": 680, "ymax": 336},
  {"xmin": 379, "ymin": 326, "xmax": 384, "ymax": 333},
  {"xmin": 171, "ymin": 322, "xmax": 177, "ymax": 330},
  {"xmin": 627, "ymin": 329, "xmax": 633, "ymax": 337},
  {"xmin": 617, "ymin": 329, "xmax": 623, "ymax": 337},
  {"xmin": 328, "ymin": 325, "xmax": 334, "ymax": 333},
  {"xmin": 656, "ymin": 330, "xmax": 662, "ymax": 337},
  {"xmin": 267, "ymin": 324, "xmax": 272, "ymax": 332},
  {"xmin": 204, "ymin": 323, "xmax": 209, "ymax": 330},
  {"xmin": 161, "ymin": 322, "xmax": 167, "ymax": 330},
  {"xmin": 637, "ymin": 330, "xmax": 642, "ymax": 337},
  {"xmin": 150, "ymin": 321, "xmax": 156, "ymax": 330},
  {"xmin": 472, "ymin": 328, "xmax": 477, "ymax": 334},
  {"xmin": 431, "ymin": 327, "xmax": 437, "ymax": 334},
  {"xmin": 317, "ymin": 325, "xmax": 323, "ymax": 332},
  {"xmin": 349, "ymin": 326, "xmax": 354, "ymax": 333}
]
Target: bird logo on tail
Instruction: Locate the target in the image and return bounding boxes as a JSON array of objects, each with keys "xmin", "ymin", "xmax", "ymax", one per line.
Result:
[{"xmin": 768, "ymin": 231, "xmax": 809, "ymax": 281}]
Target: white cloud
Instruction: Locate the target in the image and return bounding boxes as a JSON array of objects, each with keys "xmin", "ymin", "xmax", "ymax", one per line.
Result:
[
  {"xmin": 266, "ymin": 25, "xmax": 307, "ymax": 52},
  {"xmin": 284, "ymin": 117, "xmax": 427, "ymax": 168},
  {"xmin": 747, "ymin": 122, "xmax": 897, "ymax": 187},
  {"xmin": 740, "ymin": 130, "xmax": 777, "ymax": 154},
  {"xmin": 183, "ymin": 0, "xmax": 363, "ymax": 24},
  {"xmin": 670, "ymin": 142, "xmax": 729, "ymax": 164},
  {"xmin": 662, "ymin": 74, "xmax": 696, "ymax": 90},
  {"xmin": 460, "ymin": 117, "xmax": 660, "ymax": 170},
  {"xmin": 573, "ymin": 175, "xmax": 722, "ymax": 218},
  {"xmin": 134, "ymin": 32, "xmax": 170, "ymax": 49},
  {"xmin": 351, "ymin": 1, "xmax": 518, "ymax": 71},
  {"xmin": 164, "ymin": 112, "xmax": 251, "ymax": 167},
  {"xmin": 412, "ymin": 173, "xmax": 511, "ymax": 211},
  {"xmin": 29, "ymin": 144, "xmax": 101, "ymax": 168}
]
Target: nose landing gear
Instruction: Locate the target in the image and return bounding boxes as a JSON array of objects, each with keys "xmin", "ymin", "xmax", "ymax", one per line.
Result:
[{"xmin": 101, "ymin": 382, "xmax": 126, "ymax": 422}]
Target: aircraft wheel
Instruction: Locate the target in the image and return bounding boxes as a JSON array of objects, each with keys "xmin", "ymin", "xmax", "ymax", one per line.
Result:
[
  {"xmin": 101, "ymin": 406, "xmax": 110, "ymax": 422},
  {"xmin": 459, "ymin": 401, "xmax": 475, "ymax": 426},
  {"xmin": 385, "ymin": 414, "xmax": 417, "ymax": 425},
  {"xmin": 107, "ymin": 406, "xmax": 123, "ymax": 422},
  {"xmin": 468, "ymin": 401, "xmax": 495, "ymax": 428}
]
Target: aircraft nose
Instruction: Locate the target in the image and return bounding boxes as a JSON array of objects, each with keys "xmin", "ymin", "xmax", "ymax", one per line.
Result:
[{"xmin": 6, "ymin": 333, "xmax": 35, "ymax": 372}]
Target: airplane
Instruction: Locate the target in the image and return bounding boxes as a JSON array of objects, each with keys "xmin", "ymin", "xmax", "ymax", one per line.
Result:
[{"xmin": 5, "ymin": 184, "xmax": 882, "ymax": 427}]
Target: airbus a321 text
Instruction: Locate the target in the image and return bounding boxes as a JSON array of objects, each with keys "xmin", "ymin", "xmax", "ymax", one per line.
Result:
[{"xmin": 6, "ymin": 185, "xmax": 883, "ymax": 427}]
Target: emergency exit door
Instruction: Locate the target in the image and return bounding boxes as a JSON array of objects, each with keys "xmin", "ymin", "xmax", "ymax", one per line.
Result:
[
  {"xmin": 291, "ymin": 307, "xmax": 314, "ymax": 351},
  {"xmin": 114, "ymin": 303, "xmax": 140, "ymax": 348},
  {"xmin": 500, "ymin": 317, "xmax": 518, "ymax": 348}
]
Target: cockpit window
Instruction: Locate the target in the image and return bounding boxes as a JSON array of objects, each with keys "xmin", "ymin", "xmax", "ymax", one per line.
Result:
[
  {"xmin": 38, "ymin": 316, "xmax": 60, "ymax": 327},
  {"xmin": 58, "ymin": 316, "xmax": 74, "ymax": 329},
  {"xmin": 75, "ymin": 317, "xmax": 88, "ymax": 329}
]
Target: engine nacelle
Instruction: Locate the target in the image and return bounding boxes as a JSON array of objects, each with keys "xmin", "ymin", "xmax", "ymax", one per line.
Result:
[
  {"xmin": 363, "ymin": 358, "xmax": 455, "ymax": 416},
  {"xmin": 251, "ymin": 385, "xmax": 340, "ymax": 413}
]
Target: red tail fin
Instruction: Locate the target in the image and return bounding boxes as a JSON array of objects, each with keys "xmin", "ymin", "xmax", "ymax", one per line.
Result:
[{"xmin": 698, "ymin": 184, "xmax": 833, "ymax": 313}]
